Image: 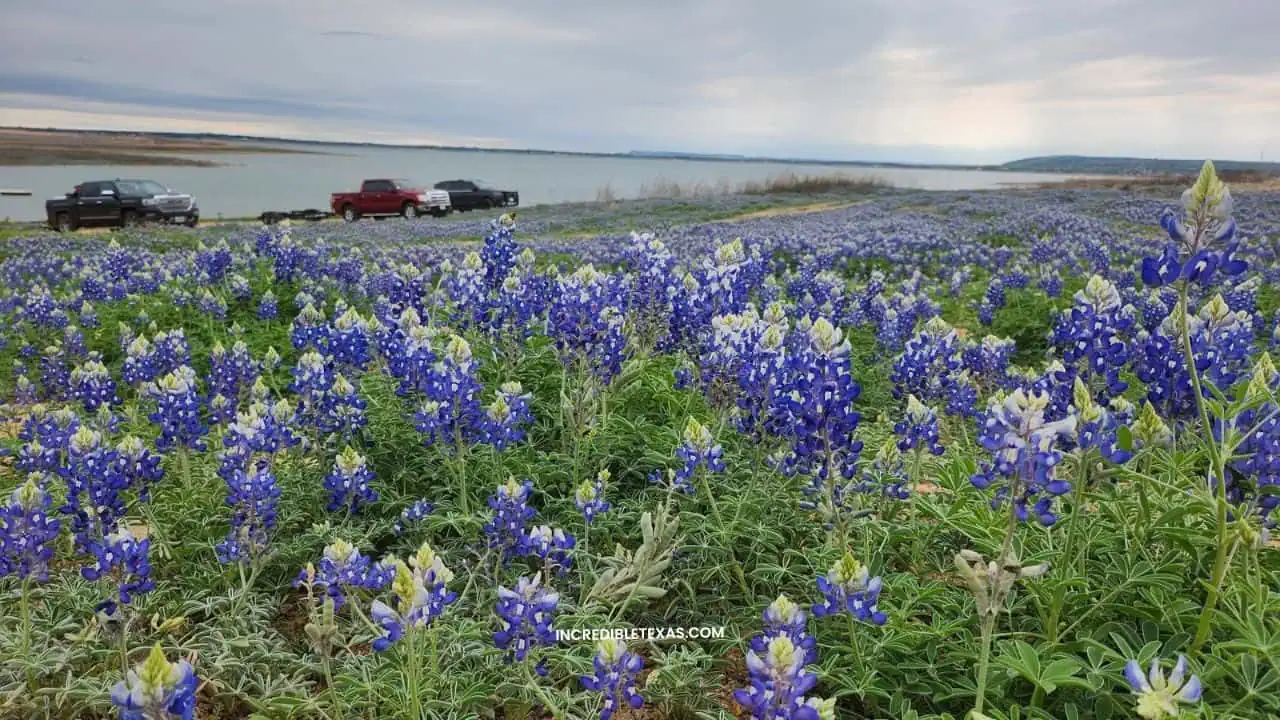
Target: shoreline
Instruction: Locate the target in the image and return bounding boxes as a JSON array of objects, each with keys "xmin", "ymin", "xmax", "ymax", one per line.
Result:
[{"xmin": 0, "ymin": 128, "xmax": 328, "ymax": 167}]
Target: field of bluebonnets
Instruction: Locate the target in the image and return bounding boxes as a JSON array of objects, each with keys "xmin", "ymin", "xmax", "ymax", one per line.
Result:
[{"xmin": 1, "ymin": 162, "xmax": 1278, "ymax": 720}]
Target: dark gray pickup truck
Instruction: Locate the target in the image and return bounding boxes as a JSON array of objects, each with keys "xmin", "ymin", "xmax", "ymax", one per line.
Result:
[{"xmin": 46, "ymin": 179, "xmax": 199, "ymax": 231}]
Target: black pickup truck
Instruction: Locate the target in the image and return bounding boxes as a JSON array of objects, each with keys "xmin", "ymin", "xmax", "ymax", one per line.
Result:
[
  {"xmin": 433, "ymin": 179, "xmax": 519, "ymax": 212},
  {"xmin": 45, "ymin": 179, "xmax": 199, "ymax": 232}
]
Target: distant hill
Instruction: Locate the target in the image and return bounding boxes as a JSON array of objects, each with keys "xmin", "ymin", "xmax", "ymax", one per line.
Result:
[{"xmin": 998, "ymin": 155, "xmax": 1280, "ymax": 176}]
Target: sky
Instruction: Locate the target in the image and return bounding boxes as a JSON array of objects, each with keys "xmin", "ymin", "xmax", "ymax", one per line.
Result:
[{"xmin": 1, "ymin": 0, "xmax": 1277, "ymax": 164}]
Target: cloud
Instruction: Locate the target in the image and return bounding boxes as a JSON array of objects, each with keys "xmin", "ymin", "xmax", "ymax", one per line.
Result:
[{"xmin": 0, "ymin": 0, "xmax": 1277, "ymax": 162}]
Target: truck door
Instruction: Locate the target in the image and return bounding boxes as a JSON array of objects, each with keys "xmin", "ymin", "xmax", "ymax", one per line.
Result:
[
  {"xmin": 366, "ymin": 179, "xmax": 394, "ymax": 213},
  {"xmin": 75, "ymin": 182, "xmax": 119, "ymax": 224}
]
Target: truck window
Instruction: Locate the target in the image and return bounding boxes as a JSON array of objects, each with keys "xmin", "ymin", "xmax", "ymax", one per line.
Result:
[{"xmin": 363, "ymin": 180, "xmax": 393, "ymax": 193}]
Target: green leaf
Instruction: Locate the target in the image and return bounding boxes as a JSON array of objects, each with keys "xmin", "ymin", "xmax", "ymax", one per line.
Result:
[{"xmin": 1116, "ymin": 425, "xmax": 1133, "ymax": 452}]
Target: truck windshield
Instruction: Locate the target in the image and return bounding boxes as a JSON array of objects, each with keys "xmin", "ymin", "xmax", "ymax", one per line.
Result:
[
  {"xmin": 115, "ymin": 180, "xmax": 168, "ymax": 196},
  {"xmin": 472, "ymin": 179, "xmax": 495, "ymax": 190}
]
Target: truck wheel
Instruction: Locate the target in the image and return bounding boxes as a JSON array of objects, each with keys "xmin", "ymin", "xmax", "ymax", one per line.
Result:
[
  {"xmin": 483, "ymin": 198, "xmax": 496, "ymax": 210},
  {"xmin": 185, "ymin": 217, "xmax": 199, "ymax": 228},
  {"xmin": 341, "ymin": 205, "xmax": 359, "ymax": 223},
  {"xmin": 122, "ymin": 211, "xmax": 141, "ymax": 228},
  {"xmin": 55, "ymin": 213, "xmax": 76, "ymax": 232},
  {"xmin": 401, "ymin": 203, "xmax": 418, "ymax": 219}
]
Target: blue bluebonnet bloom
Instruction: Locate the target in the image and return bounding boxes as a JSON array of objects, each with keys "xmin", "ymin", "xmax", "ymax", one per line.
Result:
[
  {"xmin": 111, "ymin": 643, "xmax": 199, "ymax": 720},
  {"xmin": 218, "ymin": 400, "xmax": 302, "ymax": 482},
  {"xmin": 215, "ymin": 459, "xmax": 280, "ymax": 565},
  {"xmin": 291, "ymin": 303, "xmax": 330, "ymax": 352},
  {"xmin": 323, "ymin": 446, "xmax": 377, "ymax": 514},
  {"xmin": 61, "ymin": 425, "xmax": 128, "ymax": 553},
  {"xmin": 81, "ymin": 523, "xmax": 155, "ymax": 617},
  {"xmin": 548, "ymin": 265, "xmax": 629, "ymax": 385},
  {"xmin": 1133, "ymin": 294, "xmax": 1256, "ymax": 420},
  {"xmin": 581, "ymin": 638, "xmax": 645, "ymax": 720},
  {"xmin": 147, "ymin": 367, "xmax": 207, "ymax": 452},
  {"xmin": 674, "ymin": 417, "xmax": 725, "ymax": 492},
  {"xmin": 207, "ymin": 340, "xmax": 260, "ymax": 407},
  {"xmin": 779, "ymin": 318, "xmax": 864, "ymax": 508},
  {"xmin": 413, "ymin": 335, "xmax": 487, "ymax": 453},
  {"xmin": 895, "ymin": 395, "xmax": 944, "ymax": 456},
  {"xmin": 813, "ymin": 553, "xmax": 887, "ymax": 625},
  {"xmin": 1124, "ymin": 655, "xmax": 1202, "ymax": 719},
  {"xmin": 153, "ymin": 330, "xmax": 191, "ymax": 376},
  {"xmin": 122, "ymin": 336, "xmax": 158, "ymax": 387},
  {"xmin": 971, "ymin": 389, "xmax": 1078, "ymax": 526},
  {"xmin": 749, "ymin": 594, "xmax": 818, "ymax": 666},
  {"xmin": 0, "ymin": 476, "xmax": 62, "ymax": 582},
  {"xmin": 483, "ymin": 478, "xmax": 537, "ymax": 566},
  {"xmin": 293, "ymin": 539, "xmax": 383, "ymax": 610},
  {"xmin": 523, "ymin": 524, "xmax": 576, "ymax": 575},
  {"xmin": 1051, "ymin": 275, "xmax": 1133, "ymax": 401},
  {"xmin": 114, "ymin": 435, "xmax": 166, "ymax": 503},
  {"xmin": 329, "ymin": 308, "xmax": 374, "ymax": 372},
  {"xmin": 69, "ymin": 355, "xmax": 120, "ymax": 413},
  {"xmin": 575, "ymin": 469, "xmax": 611, "ymax": 525},
  {"xmin": 369, "ymin": 543, "xmax": 457, "ymax": 651},
  {"xmin": 480, "ymin": 381, "xmax": 534, "ymax": 450},
  {"xmin": 734, "ymin": 594, "xmax": 834, "ymax": 720},
  {"xmin": 892, "ymin": 317, "xmax": 964, "ymax": 405},
  {"xmin": 1221, "ymin": 356, "xmax": 1280, "ymax": 532},
  {"xmin": 1071, "ymin": 378, "xmax": 1133, "ymax": 465},
  {"xmin": 393, "ymin": 499, "xmax": 435, "ymax": 536},
  {"xmin": 63, "ymin": 325, "xmax": 87, "ymax": 358},
  {"xmin": 1141, "ymin": 161, "xmax": 1244, "ymax": 288},
  {"xmin": 494, "ymin": 574, "xmax": 559, "ymax": 670},
  {"xmin": 38, "ymin": 345, "xmax": 70, "ymax": 400},
  {"xmin": 258, "ymin": 290, "xmax": 279, "ymax": 320}
]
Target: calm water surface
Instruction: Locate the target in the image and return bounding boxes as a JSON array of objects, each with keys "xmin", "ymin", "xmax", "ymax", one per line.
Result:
[{"xmin": 1, "ymin": 144, "xmax": 1083, "ymax": 221}]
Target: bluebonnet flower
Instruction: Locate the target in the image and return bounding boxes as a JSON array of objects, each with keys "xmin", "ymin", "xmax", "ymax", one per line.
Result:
[
  {"xmin": 228, "ymin": 274, "xmax": 252, "ymax": 302},
  {"xmin": 894, "ymin": 395, "xmax": 944, "ymax": 456},
  {"xmin": 1141, "ymin": 161, "xmax": 1244, "ymax": 288},
  {"xmin": 735, "ymin": 594, "xmax": 833, "ymax": 720},
  {"xmin": 1071, "ymin": 378, "xmax": 1133, "ymax": 465},
  {"xmin": 323, "ymin": 446, "xmax": 377, "ymax": 514},
  {"xmin": 63, "ymin": 325, "xmax": 87, "ymax": 358},
  {"xmin": 258, "ymin": 290, "xmax": 279, "ymax": 320},
  {"xmin": 393, "ymin": 499, "xmax": 435, "ymax": 536},
  {"xmin": 370, "ymin": 542, "xmax": 457, "ymax": 651},
  {"xmin": 0, "ymin": 477, "xmax": 62, "ymax": 582},
  {"xmin": 779, "ymin": 318, "xmax": 864, "ymax": 509},
  {"xmin": 69, "ymin": 355, "xmax": 120, "ymax": 412},
  {"xmin": 195, "ymin": 239, "xmax": 234, "ymax": 282},
  {"xmin": 480, "ymin": 381, "xmax": 534, "ymax": 450},
  {"xmin": 291, "ymin": 303, "xmax": 329, "ymax": 352},
  {"xmin": 147, "ymin": 367, "xmax": 206, "ymax": 452},
  {"xmin": 494, "ymin": 574, "xmax": 559, "ymax": 669},
  {"xmin": 1051, "ymin": 275, "xmax": 1133, "ymax": 401},
  {"xmin": 82, "ymin": 523, "xmax": 155, "ymax": 617},
  {"xmin": 674, "ymin": 417, "xmax": 725, "ymax": 493},
  {"xmin": 114, "ymin": 435, "xmax": 166, "ymax": 503},
  {"xmin": 575, "ymin": 469, "xmax": 611, "ymax": 525},
  {"xmin": 1124, "ymin": 655, "xmax": 1202, "ymax": 720},
  {"xmin": 1221, "ymin": 356, "xmax": 1280, "ymax": 532},
  {"xmin": 813, "ymin": 553, "xmax": 887, "ymax": 625},
  {"xmin": 38, "ymin": 345, "xmax": 70, "ymax": 400},
  {"xmin": 293, "ymin": 539, "xmax": 383, "ymax": 610},
  {"xmin": 122, "ymin": 336, "xmax": 158, "ymax": 387},
  {"xmin": 14, "ymin": 373, "xmax": 37, "ymax": 405},
  {"xmin": 748, "ymin": 594, "xmax": 818, "ymax": 666},
  {"xmin": 892, "ymin": 317, "xmax": 965, "ymax": 404},
  {"xmin": 846, "ymin": 439, "xmax": 911, "ymax": 502},
  {"xmin": 971, "ymin": 389, "xmax": 1078, "ymax": 526},
  {"xmin": 523, "ymin": 525, "xmax": 576, "ymax": 575},
  {"xmin": 153, "ymin": 330, "xmax": 191, "ymax": 376},
  {"xmin": 329, "ymin": 308, "xmax": 374, "ymax": 372},
  {"xmin": 581, "ymin": 638, "xmax": 645, "ymax": 720},
  {"xmin": 548, "ymin": 265, "xmax": 629, "ymax": 385},
  {"xmin": 196, "ymin": 289, "xmax": 227, "ymax": 320},
  {"xmin": 215, "ymin": 459, "xmax": 280, "ymax": 565},
  {"xmin": 413, "ymin": 335, "xmax": 486, "ymax": 453},
  {"xmin": 111, "ymin": 643, "xmax": 199, "ymax": 720},
  {"xmin": 484, "ymin": 477, "xmax": 537, "ymax": 565},
  {"xmin": 207, "ymin": 340, "xmax": 260, "ymax": 405},
  {"xmin": 61, "ymin": 425, "xmax": 127, "ymax": 554}
]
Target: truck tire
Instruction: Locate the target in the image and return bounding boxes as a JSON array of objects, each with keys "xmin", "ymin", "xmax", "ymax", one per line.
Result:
[
  {"xmin": 482, "ymin": 198, "xmax": 496, "ymax": 210},
  {"xmin": 55, "ymin": 213, "xmax": 76, "ymax": 232},
  {"xmin": 185, "ymin": 217, "xmax": 199, "ymax": 228},
  {"xmin": 341, "ymin": 205, "xmax": 359, "ymax": 223},
  {"xmin": 122, "ymin": 210, "xmax": 141, "ymax": 228},
  {"xmin": 401, "ymin": 202, "xmax": 419, "ymax": 219}
]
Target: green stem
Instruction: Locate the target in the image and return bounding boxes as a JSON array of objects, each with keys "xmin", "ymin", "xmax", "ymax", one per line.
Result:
[
  {"xmin": 697, "ymin": 468, "xmax": 750, "ymax": 596},
  {"xmin": 974, "ymin": 613, "xmax": 997, "ymax": 715},
  {"xmin": 452, "ymin": 426, "xmax": 470, "ymax": 515},
  {"xmin": 1179, "ymin": 285, "xmax": 1232, "ymax": 654},
  {"xmin": 846, "ymin": 612, "xmax": 865, "ymax": 685},
  {"xmin": 20, "ymin": 577, "xmax": 35, "ymax": 693},
  {"xmin": 404, "ymin": 628, "xmax": 422, "ymax": 720},
  {"xmin": 322, "ymin": 653, "xmax": 342, "ymax": 720},
  {"xmin": 525, "ymin": 661, "xmax": 562, "ymax": 719},
  {"xmin": 1045, "ymin": 458, "xmax": 1089, "ymax": 645}
]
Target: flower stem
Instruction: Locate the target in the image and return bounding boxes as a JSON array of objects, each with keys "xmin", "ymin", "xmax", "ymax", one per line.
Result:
[
  {"xmin": 1045, "ymin": 458, "xmax": 1089, "ymax": 645},
  {"xmin": 846, "ymin": 612, "xmax": 865, "ymax": 685},
  {"xmin": 404, "ymin": 628, "xmax": 422, "ymax": 720},
  {"xmin": 974, "ymin": 612, "xmax": 997, "ymax": 715},
  {"xmin": 524, "ymin": 661, "xmax": 562, "ymax": 719},
  {"xmin": 20, "ymin": 577, "xmax": 35, "ymax": 693},
  {"xmin": 322, "ymin": 653, "xmax": 343, "ymax": 720},
  {"xmin": 696, "ymin": 468, "xmax": 750, "ymax": 596}
]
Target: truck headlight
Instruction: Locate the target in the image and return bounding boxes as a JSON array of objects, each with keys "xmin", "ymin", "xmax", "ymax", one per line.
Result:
[{"xmin": 141, "ymin": 197, "xmax": 158, "ymax": 206}]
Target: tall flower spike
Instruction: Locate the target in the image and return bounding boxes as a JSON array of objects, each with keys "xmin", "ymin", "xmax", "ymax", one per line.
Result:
[{"xmin": 581, "ymin": 638, "xmax": 645, "ymax": 720}]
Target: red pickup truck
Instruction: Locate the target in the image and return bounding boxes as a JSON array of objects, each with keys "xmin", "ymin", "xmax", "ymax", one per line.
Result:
[{"xmin": 330, "ymin": 179, "xmax": 452, "ymax": 222}]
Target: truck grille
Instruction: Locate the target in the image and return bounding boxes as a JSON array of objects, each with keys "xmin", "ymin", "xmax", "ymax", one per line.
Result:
[{"xmin": 157, "ymin": 197, "xmax": 192, "ymax": 212}]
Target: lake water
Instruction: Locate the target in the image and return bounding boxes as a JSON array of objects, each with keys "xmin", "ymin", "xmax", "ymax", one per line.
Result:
[{"xmin": 0, "ymin": 143, "xmax": 1083, "ymax": 222}]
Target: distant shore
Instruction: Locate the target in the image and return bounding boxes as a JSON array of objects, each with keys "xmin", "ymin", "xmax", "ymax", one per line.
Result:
[{"xmin": 0, "ymin": 128, "xmax": 327, "ymax": 167}]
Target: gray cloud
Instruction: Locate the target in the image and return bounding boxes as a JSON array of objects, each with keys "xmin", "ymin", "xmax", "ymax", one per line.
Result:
[{"xmin": 0, "ymin": 0, "xmax": 1277, "ymax": 162}]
